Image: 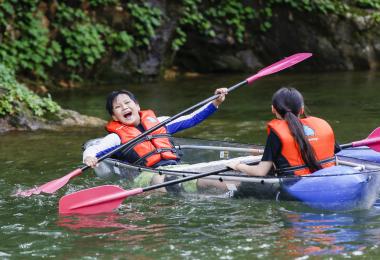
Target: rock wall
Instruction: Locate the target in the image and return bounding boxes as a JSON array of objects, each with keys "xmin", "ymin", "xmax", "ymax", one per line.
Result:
[
  {"xmin": 107, "ymin": 3, "xmax": 380, "ymax": 79},
  {"xmin": 253, "ymin": 8, "xmax": 380, "ymax": 71}
]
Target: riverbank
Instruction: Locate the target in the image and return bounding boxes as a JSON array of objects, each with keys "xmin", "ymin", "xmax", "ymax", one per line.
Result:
[
  {"xmin": 0, "ymin": 109, "xmax": 105, "ymax": 134},
  {"xmin": 0, "ymin": 64, "xmax": 105, "ymax": 133},
  {"xmin": 1, "ymin": 1, "xmax": 380, "ymax": 131},
  {"xmin": 1, "ymin": 1, "xmax": 380, "ymax": 83}
]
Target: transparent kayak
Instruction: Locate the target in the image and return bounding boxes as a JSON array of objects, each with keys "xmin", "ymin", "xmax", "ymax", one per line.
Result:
[{"xmin": 86, "ymin": 138, "xmax": 380, "ymax": 211}]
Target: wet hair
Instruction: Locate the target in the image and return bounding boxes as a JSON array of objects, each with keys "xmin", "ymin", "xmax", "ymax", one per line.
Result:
[
  {"xmin": 272, "ymin": 87, "xmax": 321, "ymax": 172},
  {"xmin": 106, "ymin": 90, "xmax": 138, "ymax": 115}
]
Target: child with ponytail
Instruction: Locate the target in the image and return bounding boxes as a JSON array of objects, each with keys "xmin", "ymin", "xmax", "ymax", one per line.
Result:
[{"xmin": 228, "ymin": 87, "xmax": 338, "ymax": 176}]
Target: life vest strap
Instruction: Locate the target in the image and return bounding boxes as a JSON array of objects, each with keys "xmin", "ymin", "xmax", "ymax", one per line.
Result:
[
  {"xmin": 133, "ymin": 147, "xmax": 178, "ymax": 166},
  {"xmin": 275, "ymin": 156, "xmax": 336, "ymax": 175},
  {"xmin": 119, "ymin": 133, "xmax": 172, "ymax": 158}
]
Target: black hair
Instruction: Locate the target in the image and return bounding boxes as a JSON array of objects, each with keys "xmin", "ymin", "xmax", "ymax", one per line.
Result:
[
  {"xmin": 272, "ymin": 87, "xmax": 321, "ymax": 172},
  {"xmin": 106, "ymin": 90, "xmax": 138, "ymax": 115}
]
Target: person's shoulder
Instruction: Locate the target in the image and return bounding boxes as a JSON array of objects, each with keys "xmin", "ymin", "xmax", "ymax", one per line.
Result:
[
  {"xmin": 267, "ymin": 129, "xmax": 280, "ymax": 141},
  {"xmin": 305, "ymin": 116, "xmax": 332, "ymax": 126}
]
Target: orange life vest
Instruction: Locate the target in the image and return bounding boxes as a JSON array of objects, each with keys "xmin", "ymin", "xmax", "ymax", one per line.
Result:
[
  {"xmin": 106, "ymin": 110, "xmax": 178, "ymax": 167},
  {"xmin": 267, "ymin": 116, "xmax": 336, "ymax": 176}
]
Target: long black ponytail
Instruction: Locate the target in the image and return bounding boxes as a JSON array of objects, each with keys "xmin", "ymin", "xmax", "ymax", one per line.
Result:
[{"xmin": 272, "ymin": 87, "xmax": 321, "ymax": 172}]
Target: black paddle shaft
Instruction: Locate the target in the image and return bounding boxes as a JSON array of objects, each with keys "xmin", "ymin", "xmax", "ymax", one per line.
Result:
[
  {"xmin": 93, "ymin": 80, "xmax": 248, "ymax": 165},
  {"xmin": 339, "ymin": 143, "xmax": 353, "ymax": 149},
  {"xmin": 143, "ymin": 159, "xmax": 261, "ymax": 192},
  {"xmin": 143, "ymin": 168, "xmax": 228, "ymax": 192}
]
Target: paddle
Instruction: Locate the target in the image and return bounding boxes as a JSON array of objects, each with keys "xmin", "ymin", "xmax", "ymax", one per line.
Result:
[
  {"xmin": 176, "ymin": 127, "xmax": 380, "ymax": 155},
  {"xmin": 340, "ymin": 127, "xmax": 380, "ymax": 152},
  {"xmin": 176, "ymin": 144, "xmax": 264, "ymax": 154},
  {"xmin": 17, "ymin": 52, "xmax": 312, "ymax": 197},
  {"xmin": 59, "ymin": 160, "xmax": 262, "ymax": 215},
  {"xmin": 59, "ymin": 129, "xmax": 380, "ymax": 214}
]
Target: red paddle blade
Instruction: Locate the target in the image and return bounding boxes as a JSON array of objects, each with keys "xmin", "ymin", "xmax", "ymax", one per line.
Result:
[
  {"xmin": 366, "ymin": 127, "xmax": 380, "ymax": 152},
  {"xmin": 15, "ymin": 168, "xmax": 83, "ymax": 197},
  {"xmin": 367, "ymin": 127, "xmax": 380, "ymax": 139},
  {"xmin": 351, "ymin": 127, "xmax": 380, "ymax": 152},
  {"xmin": 59, "ymin": 185, "xmax": 143, "ymax": 215},
  {"xmin": 246, "ymin": 53, "xmax": 312, "ymax": 84}
]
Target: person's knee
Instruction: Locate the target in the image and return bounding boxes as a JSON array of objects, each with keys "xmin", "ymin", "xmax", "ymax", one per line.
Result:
[{"xmin": 163, "ymin": 175, "xmax": 182, "ymax": 193}]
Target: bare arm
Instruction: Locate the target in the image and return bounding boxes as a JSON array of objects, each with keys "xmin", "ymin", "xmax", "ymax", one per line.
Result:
[{"xmin": 227, "ymin": 160, "xmax": 273, "ymax": 177}]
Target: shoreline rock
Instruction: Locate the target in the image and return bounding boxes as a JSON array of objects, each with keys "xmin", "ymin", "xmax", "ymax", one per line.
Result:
[{"xmin": 0, "ymin": 109, "xmax": 106, "ymax": 134}]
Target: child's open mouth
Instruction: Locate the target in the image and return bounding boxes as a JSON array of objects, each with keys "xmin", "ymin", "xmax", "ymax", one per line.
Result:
[{"xmin": 123, "ymin": 111, "xmax": 132, "ymax": 120}]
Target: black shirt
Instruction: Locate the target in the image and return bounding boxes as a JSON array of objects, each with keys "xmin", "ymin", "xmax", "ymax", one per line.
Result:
[
  {"xmin": 261, "ymin": 130, "xmax": 289, "ymax": 170},
  {"xmin": 261, "ymin": 130, "xmax": 341, "ymax": 170}
]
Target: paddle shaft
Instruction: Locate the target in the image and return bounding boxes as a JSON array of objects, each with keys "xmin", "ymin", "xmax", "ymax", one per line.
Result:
[
  {"xmin": 340, "ymin": 137, "xmax": 380, "ymax": 151},
  {"xmin": 133, "ymin": 137, "xmax": 380, "ymax": 200},
  {"xmin": 93, "ymin": 53, "xmax": 313, "ymax": 163},
  {"xmin": 20, "ymin": 53, "xmax": 312, "ymax": 197},
  {"xmin": 176, "ymin": 144, "xmax": 263, "ymax": 153},
  {"xmin": 59, "ymin": 159, "xmax": 262, "ymax": 214},
  {"xmin": 143, "ymin": 167, "xmax": 229, "ymax": 192},
  {"xmin": 340, "ymin": 143, "xmax": 355, "ymax": 150},
  {"xmin": 79, "ymin": 167, "xmax": 238, "ymax": 206},
  {"xmin": 95, "ymin": 80, "xmax": 248, "ymax": 163},
  {"xmin": 175, "ymin": 137, "xmax": 380, "ymax": 156},
  {"xmin": 71, "ymin": 81, "xmax": 248, "ymax": 173},
  {"xmin": 142, "ymin": 158, "xmax": 262, "ymax": 193}
]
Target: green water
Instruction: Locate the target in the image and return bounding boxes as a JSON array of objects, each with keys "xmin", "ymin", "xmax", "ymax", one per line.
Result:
[{"xmin": 1, "ymin": 71, "xmax": 380, "ymax": 258}]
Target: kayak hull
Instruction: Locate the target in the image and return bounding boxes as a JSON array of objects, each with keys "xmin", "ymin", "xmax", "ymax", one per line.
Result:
[
  {"xmin": 87, "ymin": 138, "xmax": 380, "ymax": 211},
  {"xmin": 281, "ymin": 166, "xmax": 380, "ymax": 211}
]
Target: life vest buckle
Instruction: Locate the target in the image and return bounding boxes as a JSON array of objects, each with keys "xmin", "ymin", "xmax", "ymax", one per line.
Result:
[{"xmin": 146, "ymin": 135, "xmax": 152, "ymax": 140}]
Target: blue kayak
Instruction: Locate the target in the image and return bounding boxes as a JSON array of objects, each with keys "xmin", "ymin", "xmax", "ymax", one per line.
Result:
[
  {"xmin": 280, "ymin": 147, "xmax": 380, "ymax": 210},
  {"xmin": 87, "ymin": 138, "xmax": 380, "ymax": 212},
  {"xmin": 337, "ymin": 147, "xmax": 380, "ymax": 164},
  {"xmin": 282, "ymin": 165, "xmax": 380, "ymax": 211}
]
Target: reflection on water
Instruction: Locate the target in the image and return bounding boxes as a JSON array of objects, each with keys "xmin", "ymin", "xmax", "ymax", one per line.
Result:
[
  {"xmin": 277, "ymin": 207, "xmax": 380, "ymax": 257},
  {"xmin": 57, "ymin": 213, "xmax": 140, "ymax": 235},
  {"xmin": 57, "ymin": 211, "xmax": 168, "ymax": 244}
]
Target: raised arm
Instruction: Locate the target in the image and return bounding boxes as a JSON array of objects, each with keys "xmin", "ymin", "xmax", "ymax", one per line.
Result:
[{"xmin": 165, "ymin": 88, "xmax": 228, "ymax": 134}]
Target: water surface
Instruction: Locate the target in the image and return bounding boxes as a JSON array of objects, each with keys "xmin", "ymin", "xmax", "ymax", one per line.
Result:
[{"xmin": 1, "ymin": 71, "xmax": 380, "ymax": 258}]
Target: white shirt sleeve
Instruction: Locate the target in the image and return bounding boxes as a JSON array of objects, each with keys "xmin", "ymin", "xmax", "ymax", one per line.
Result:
[{"xmin": 82, "ymin": 133, "xmax": 121, "ymax": 162}]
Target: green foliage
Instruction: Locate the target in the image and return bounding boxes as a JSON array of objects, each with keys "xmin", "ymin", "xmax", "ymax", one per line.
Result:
[
  {"xmin": 355, "ymin": 0, "xmax": 380, "ymax": 9},
  {"xmin": 172, "ymin": 0, "xmax": 214, "ymax": 51},
  {"xmin": 0, "ymin": 9, "xmax": 61, "ymax": 79},
  {"xmin": 0, "ymin": 1, "xmax": 14, "ymax": 27},
  {"xmin": 173, "ymin": 0, "xmax": 256, "ymax": 50},
  {"xmin": 0, "ymin": 64, "xmax": 60, "ymax": 117},
  {"xmin": 267, "ymin": 0, "xmax": 380, "ymax": 26},
  {"xmin": 0, "ymin": 1, "xmax": 142, "ymax": 82},
  {"xmin": 172, "ymin": 28, "xmax": 188, "ymax": 51},
  {"xmin": 61, "ymin": 24, "xmax": 105, "ymax": 69},
  {"xmin": 268, "ymin": 0, "xmax": 354, "ymax": 15},
  {"xmin": 1, "ymin": 0, "xmax": 380, "ymax": 84},
  {"xmin": 207, "ymin": 1, "xmax": 256, "ymax": 42},
  {"xmin": 53, "ymin": 2, "xmax": 136, "ymax": 79},
  {"xmin": 107, "ymin": 31, "xmax": 135, "ymax": 52},
  {"xmin": 87, "ymin": 0, "xmax": 119, "ymax": 8},
  {"xmin": 126, "ymin": 2, "xmax": 162, "ymax": 47}
]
